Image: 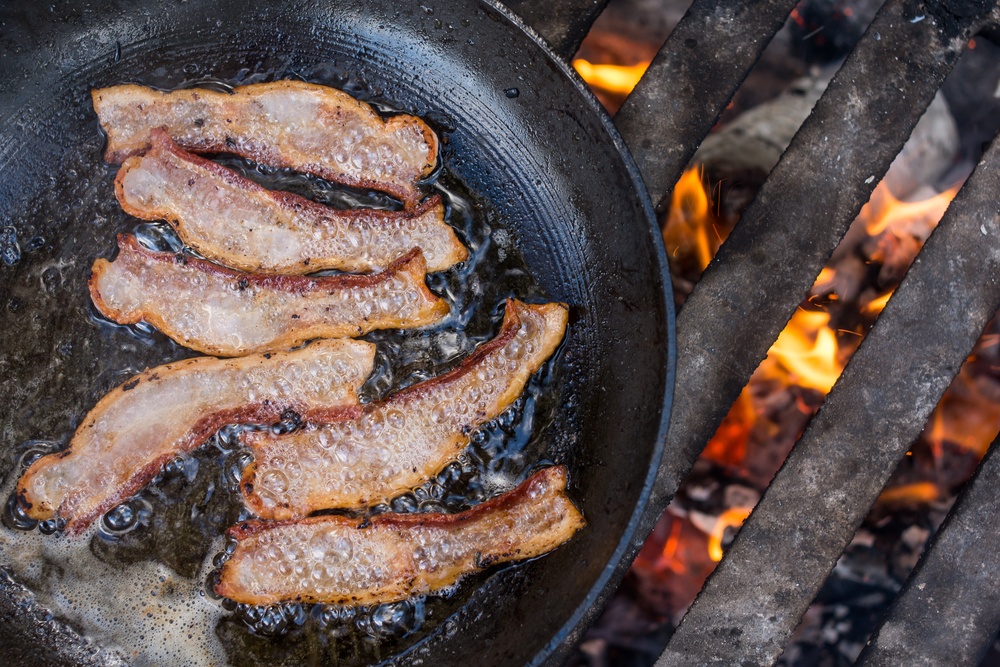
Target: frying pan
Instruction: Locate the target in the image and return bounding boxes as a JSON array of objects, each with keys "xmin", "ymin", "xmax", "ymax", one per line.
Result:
[{"xmin": 0, "ymin": 1, "xmax": 674, "ymax": 664}]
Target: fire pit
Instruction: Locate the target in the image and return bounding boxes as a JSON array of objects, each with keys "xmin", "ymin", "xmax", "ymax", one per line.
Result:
[{"xmin": 510, "ymin": 0, "xmax": 1000, "ymax": 664}]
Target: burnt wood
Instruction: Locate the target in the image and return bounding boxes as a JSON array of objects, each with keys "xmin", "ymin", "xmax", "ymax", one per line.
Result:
[
  {"xmin": 856, "ymin": 430, "xmax": 1000, "ymax": 667},
  {"xmin": 658, "ymin": 107, "xmax": 1000, "ymax": 666},
  {"xmin": 614, "ymin": 0, "xmax": 798, "ymax": 211}
]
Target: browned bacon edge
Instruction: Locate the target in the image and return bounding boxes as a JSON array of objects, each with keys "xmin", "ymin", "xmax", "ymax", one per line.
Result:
[
  {"xmin": 238, "ymin": 299, "xmax": 568, "ymax": 517},
  {"xmin": 217, "ymin": 466, "xmax": 585, "ymax": 606},
  {"xmin": 92, "ymin": 81, "xmax": 438, "ymax": 206},
  {"xmin": 114, "ymin": 129, "xmax": 463, "ymax": 273},
  {"xmin": 93, "ymin": 234, "xmax": 436, "ymax": 299},
  {"xmin": 388, "ymin": 299, "xmax": 524, "ymax": 402},
  {"xmin": 15, "ymin": 351, "xmax": 366, "ymax": 536},
  {"xmin": 228, "ymin": 466, "xmax": 575, "ymax": 539}
]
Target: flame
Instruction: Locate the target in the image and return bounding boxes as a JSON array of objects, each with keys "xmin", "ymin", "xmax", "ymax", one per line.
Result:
[
  {"xmin": 707, "ymin": 506, "xmax": 753, "ymax": 562},
  {"xmin": 813, "ymin": 267, "xmax": 837, "ymax": 293},
  {"xmin": 878, "ymin": 482, "xmax": 939, "ymax": 505},
  {"xmin": 768, "ymin": 309, "xmax": 844, "ymax": 393},
  {"xmin": 572, "ymin": 58, "xmax": 650, "ymax": 96},
  {"xmin": 864, "ymin": 290, "xmax": 894, "ymax": 315},
  {"xmin": 923, "ymin": 364, "xmax": 1000, "ymax": 458},
  {"xmin": 862, "ymin": 182, "xmax": 959, "ymax": 237},
  {"xmin": 700, "ymin": 389, "xmax": 753, "ymax": 468},
  {"xmin": 660, "ymin": 516, "xmax": 683, "ymax": 562},
  {"xmin": 663, "ymin": 167, "xmax": 717, "ymax": 272}
]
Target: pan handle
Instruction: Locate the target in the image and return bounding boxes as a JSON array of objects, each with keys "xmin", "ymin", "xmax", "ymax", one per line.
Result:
[
  {"xmin": 501, "ymin": 0, "xmax": 609, "ymax": 60},
  {"xmin": 614, "ymin": 0, "xmax": 797, "ymax": 210}
]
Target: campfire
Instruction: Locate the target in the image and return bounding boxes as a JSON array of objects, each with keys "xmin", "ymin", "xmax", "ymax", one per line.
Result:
[{"xmin": 568, "ymin": 2, "xmax": 1000, "ymax": 665}]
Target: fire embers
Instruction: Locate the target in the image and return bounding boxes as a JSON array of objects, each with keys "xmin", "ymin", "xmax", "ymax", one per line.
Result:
[{"xmin": 573, "ymin": 18, "xmax": 996, "ymax": 661}]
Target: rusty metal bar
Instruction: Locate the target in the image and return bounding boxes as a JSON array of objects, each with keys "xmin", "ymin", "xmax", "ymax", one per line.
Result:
[
  {"xmin": 501, "ymin": 0, "xmax": 609, "ymax": 60},
  {"xmin": 657, "ymin": 121, "xmax": 1000, "ymax": 666},
  {"xmin": 615, "ymin": 0, "xmax": 797, "ymax": 210},
  {"xmin": 856, "ymin": 432, "xmax": 1000, "ymax": 667},
  {"xmin": 634, "ymin": 0, "xmax": 993, "ymax": 564}
]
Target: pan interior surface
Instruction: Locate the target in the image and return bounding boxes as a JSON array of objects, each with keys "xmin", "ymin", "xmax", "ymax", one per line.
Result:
[{"xmin": 0, "ymin": 1, "xmax": 672, "ymax": 665}]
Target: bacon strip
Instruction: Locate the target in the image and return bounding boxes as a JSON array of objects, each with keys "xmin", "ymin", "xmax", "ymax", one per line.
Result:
[
  {"xmin": 92, "ymin": 81, "xmax": 438, "ymax": 206},
  {"xmin": 216, "ymin": 466, "xmax": 584, "ymax": 606},
  {"xmin": 116, "ymin": 130, "xmax": 466, "ymax": 274},
  {"xmin": 240, "ymin": 300, "xmax": 568, "ymax": 519},
  {"xmin": 16, "ymin": 340, "xmax": 376, "ymax": 536},
  {"xmin": 90, "ymin": 235, "xmax": 449, "ymax": 357}
]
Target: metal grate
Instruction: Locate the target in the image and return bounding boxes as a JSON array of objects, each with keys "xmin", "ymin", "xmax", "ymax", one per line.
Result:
[{"xmin": 522, "ymin": 0, "xmax": 1000, "ymax": 664}]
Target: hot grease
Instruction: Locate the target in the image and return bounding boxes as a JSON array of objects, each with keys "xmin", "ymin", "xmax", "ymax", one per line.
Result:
[
  {"xmin": 0, "ymin": 70, "xmax": 563, "ymax": 665},
  {"xmin": 0, "ymin": 469, "xmax": 230, "ymax": 666}
]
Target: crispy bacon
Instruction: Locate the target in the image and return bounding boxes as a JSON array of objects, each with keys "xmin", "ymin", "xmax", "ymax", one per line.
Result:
[
  {"xmin": 16, "ymin": 339, "xmax": 376, "ymax": 536},
  {"xmin": 240, "ymin": 300, "xmax": 568, "ymax": 519},
  {"xmin": 116, "ymin": 130, "xmax": 466, "ymax": 274},
  {"xmin": 89, "ymin": 235, "xmax": 449, "ymax": 357},
  {"xmin": 92, "ymin": 81, "xmax": 438, "ymax": 206},
  {"xmin": 216, "ymin": 466, "xmax": 584, "ymax": 606}
]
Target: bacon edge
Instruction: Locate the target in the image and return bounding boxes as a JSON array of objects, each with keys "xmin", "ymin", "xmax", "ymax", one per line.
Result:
[
  {"xmin": 89, "ymin": 235, "xmax": 450, "ymax": 357},
  {"xmin": 15, "ymin": 340, "xmax": 374, "ymax": 536},
  {"xmin": 92, "ymin": 81, "xmax": 438, "ymax": 207},
  {"xmin": 216, "ymin": 466, "xmax": 585, "ymax": 606},
  {"xmin": 115, "ymin": 129, "xmax": 467, "ymax": 274}
]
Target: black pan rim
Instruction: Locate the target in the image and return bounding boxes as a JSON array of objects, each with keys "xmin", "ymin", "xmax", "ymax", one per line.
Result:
[
  {"xmin": 0, "ymin": 1, "xmax": 677, "ymax": 663},
  {"xmin": 474, "ymin": 1, "xmax": 676, "ymax": 663}
]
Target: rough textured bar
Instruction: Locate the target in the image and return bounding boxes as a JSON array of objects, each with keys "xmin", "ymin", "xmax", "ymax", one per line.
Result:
[
  {"xmin": 657, "ymin": 123, "xmax": 1000, "ymax": 665},
  {"xmin": 856, "ymin": 431, "xmax": 1000, "ymax": 667},
  {"xmin": 635, "ymin": 0, "xmax": 994, "ymax": 566},
  {"xmin": 505, "ymin": 0, "xmax": 609, "ymax": 58},
  {"xmin": 615, "ymin": 0, "xmax": 797, "ymax": 209}
]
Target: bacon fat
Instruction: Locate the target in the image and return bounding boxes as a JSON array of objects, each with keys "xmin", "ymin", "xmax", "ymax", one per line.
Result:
[
  {"xmin": 240, "ymin": 300, "xmax": 568, "ymax": 519},
  {"xmin": 116, "ymin": 130, "xmax": 466, "ymax": 274},
  {"xmin": 16, "ymin": 340, "xmax": 376, "ymax": 535},
  {"xmin": 216, "ymin": 466, "xmax": 584, "ymax": 606},
  {"xmin": 89, "ymin": 235, "xmax": 449, "ymax": 357},
  {"xmin": 93, "ymin": 81, "xmax": 438, "ymax": 206}
]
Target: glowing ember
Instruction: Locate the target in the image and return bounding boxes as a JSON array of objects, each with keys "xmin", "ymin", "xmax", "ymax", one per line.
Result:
[
  {"xmin": 572, "ymin": 58, "xmax": 650, "ymax": 96},
  {"xmin": 876, "ymin": 481, "xmax": 939, "ymax": 505}
]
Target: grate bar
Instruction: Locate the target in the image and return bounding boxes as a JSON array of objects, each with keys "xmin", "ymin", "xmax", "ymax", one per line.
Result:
[
  {"xmin": 856, "ymin": 431, "xmax": 1000, "ymax": 667},
  {"xmin": 636, "ymin": 0, "xmax": 993, "ymax": 559},
  {"xmin": 657, "ymin": 122, "xmax": 1000, "ymax": 666},
  {"xmin": 502, "ymin": 0, "xmax": 609, "ymax": 60},
  {"xmin": 615, "ymin": 0, "xmax": 796, "ymax": 211}
]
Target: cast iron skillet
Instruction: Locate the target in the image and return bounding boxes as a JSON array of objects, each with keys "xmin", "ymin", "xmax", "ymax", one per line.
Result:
[{"xmin": 0, "ymin": 1, "xmax": 674, "ymax": 665}]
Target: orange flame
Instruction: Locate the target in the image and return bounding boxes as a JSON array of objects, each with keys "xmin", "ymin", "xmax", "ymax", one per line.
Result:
[
  {"xmin": 862, "ymin": 182, "xmax": 959, "ymax": 237},
  {"xmin": 923, "ymin": 364, "xmax": 1000, "ymax": 459},
  {"xmin": 572, "ymin": 58, "xmax": 650, "ymax": 96},
  {"xmin": 707, "ymin": 506, "xmax": 753, "ymax": 562},
  {"xmin": 863, "ymin": 290, "xmax": 894, "ymax": 316},
  {"xmin": 768, "ymin": 309, "xmax": 844, "ymax": 393},
  {"xmin": 878, "ymin": 482, "xmax": 939, "ymax": 505},
  {"xmin": 663, "ymin": 167, "xmax": 717, "ymax": 272}
]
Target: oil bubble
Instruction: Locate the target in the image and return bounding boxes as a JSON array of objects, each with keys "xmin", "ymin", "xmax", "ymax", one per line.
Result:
[
  {"xmin": 3, "ymin": 493, "xmax": 37, "ymax": 531},
  {"xmin": 103, "ymin": 502, "xmax": 137, "ymax": 532}
]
